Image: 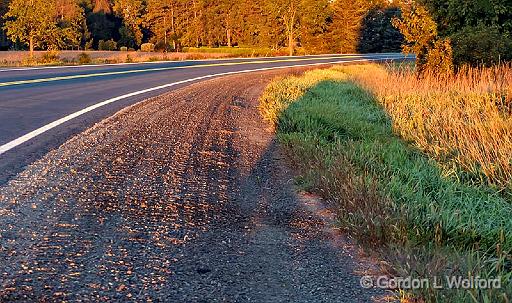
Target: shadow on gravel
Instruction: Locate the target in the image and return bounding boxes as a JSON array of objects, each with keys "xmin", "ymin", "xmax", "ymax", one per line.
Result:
[{"xmin": 0, "ymin": 71, "xmax": 383, "ymax": 302}]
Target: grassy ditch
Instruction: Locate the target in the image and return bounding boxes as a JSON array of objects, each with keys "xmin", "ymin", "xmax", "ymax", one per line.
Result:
[{"xmin": 259, "ymin": 65, "xmax": 512, "ymax": 302}]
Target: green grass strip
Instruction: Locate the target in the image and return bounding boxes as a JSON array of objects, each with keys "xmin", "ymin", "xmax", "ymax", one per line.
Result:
[{"xmin": 263, "ymin": 68, "xmax": 512, "ymax": 254}]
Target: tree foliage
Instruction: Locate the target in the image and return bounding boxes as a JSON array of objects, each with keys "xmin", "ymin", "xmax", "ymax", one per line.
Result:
[
  {"xmin": 113, "ymin": 0, "xmax": 144, "ymax": 46},
  {"xmin": 357, "ymin": 7, "xmax": 403, "ymax": 53},
  {"xmin": 1, "ymin": 0, "xmax": 406, "ymax": 54},
  {"xmin": 420, "ymin": 0, "xmax": 512, "ymax": 66},
  {"xmin": 329, "ymin": 0, "xmax": 368, "ymax": 54},
  {"xmin": 393, "ymin": 3, "xmax": 453, "ymax": 74},
  {"xmin": 4, "ymin": 0, "xmax": 60, "ymax": 53}
]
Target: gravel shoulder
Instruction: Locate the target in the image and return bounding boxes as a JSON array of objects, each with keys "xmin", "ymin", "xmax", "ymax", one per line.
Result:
[{"xmin": 0, "ymin": 70, "xmax": 384, "ymax": 302}]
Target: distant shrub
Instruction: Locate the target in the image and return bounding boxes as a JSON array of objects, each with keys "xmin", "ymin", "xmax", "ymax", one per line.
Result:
[
  {"xmin": 98, "ymin": 40, "xmax": 105, "ymax": 50},
  {"xmin": 154, "ymin": 40, "xmax": 169, "ymax": 52},
  {"xmin": 120, "ymin": 46, "xmax": 128, "ymax": 52},
  {"xmin": 140, "ymin": 43, "xmax": 155, "ymax": 52},
  {"xmin": 451, "ymin": 25, "xmax": 512, "ymax": 66},
  {"xmin": 85, "ymin": 39, "xmax": 94, "ymax": 51},
  {"xmin": 98, "ymin": 39, "xmax": 117, "ymax": 51},
  {"xmin": 77, "ymin": 52, "xmax": 92, "ymax": 65},
  {"xmin": 21, "ymin": 57, "xmax": 36, "ymax": 66},
  {"xmin": 125, "ymin": 54, "xmax": 133, "ymax": 63},
  {"xmin": 40, "ymin": 50, "xmax": 60, "ymax": 64}
]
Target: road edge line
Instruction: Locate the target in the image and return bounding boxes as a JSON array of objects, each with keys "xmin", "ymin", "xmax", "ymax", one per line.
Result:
[{"xmin": 0, "ymin": 57, "xmax": 398, "ymax": 156}]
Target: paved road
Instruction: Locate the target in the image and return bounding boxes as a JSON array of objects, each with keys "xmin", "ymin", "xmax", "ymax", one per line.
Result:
[
  {"xmin": 0, "ymin": 71, "xmax": 385, "ymax": 302},
  {"xmin": 0, "ymin": 53, "xmax": 408, "ymax": 183}
]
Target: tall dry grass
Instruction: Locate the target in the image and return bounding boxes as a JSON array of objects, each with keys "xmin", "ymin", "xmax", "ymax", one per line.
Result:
[
  {"xmin": 260, "ymin": 66, "xmax": 512, "ymax": 302},
  {"xmin": 344, "ymin": 64, "xmax": 512, "ymax": 188}
]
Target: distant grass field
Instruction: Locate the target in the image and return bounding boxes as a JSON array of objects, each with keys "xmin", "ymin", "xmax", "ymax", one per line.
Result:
[
  {"xmin": 0, "ymin": 50, "xmax": 233, "ymax": 67},
  {"xmin": 259, "ymin": 65, "xmax": 512, "ymax": 302},
  {"xmin": 183, "ymin": 46, "xmax": 292, "ymax": 57},
  {"xmin": 0, "ymin": 46, "xmax": 311, "ymax": 67}
]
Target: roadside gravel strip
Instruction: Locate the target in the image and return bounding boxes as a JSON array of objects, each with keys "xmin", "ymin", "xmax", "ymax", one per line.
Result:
[{"xmin": 0, "ymin": 70, "xmax": 383, "ymax": 302}]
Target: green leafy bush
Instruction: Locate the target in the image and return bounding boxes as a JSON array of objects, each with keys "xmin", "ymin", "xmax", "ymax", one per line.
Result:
[
  {"xmin": 98, "ymin": 39, "xmax": 117, "ymax": 51},
  {"xmin": 85, "ymin": 39, "xmax": 94, "ymax": 51},
  {"xmin": 422, "ymin": 38, "xmax": 453, "ymax": 75},
  {"xmin": 451, "ymin": 25, "xmax": 512, "ymax": 66},
  {"xmin": 393, "ymin": 5, "xmax": 453, "ymax": 75},
  {"xmin": 154, "ymin": 41, "xmax": 169, "ymax": 52}
]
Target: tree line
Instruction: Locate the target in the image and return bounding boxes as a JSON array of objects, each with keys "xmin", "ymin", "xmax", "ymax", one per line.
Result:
[
  {"xmin": 0, "ymin": 0, "xmax": 510, "ymax": 67},
  {"xmin": 0, "ymin": 0, "xmax": 404, "ymax": 55}
]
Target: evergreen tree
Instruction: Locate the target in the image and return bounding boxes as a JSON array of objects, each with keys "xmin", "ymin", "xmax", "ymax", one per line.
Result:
[
  {"xmin": 0, "ymin": 0, "xmax": 10, "ymax": 50},
  {"xmin": 357, "ymin": 6, "xmax": 403, "ymax": 53},
  {"xmin": 93, "ymin": 0, "xmax": 111, "ymax": 13},
  {"xmin": 300, "ymin": 0, "xmax": 332, "ymax": 54},
  {"xmin": 113, "ymin": 0, "xmax": 144, "ymax": 47},
  {"xmin": 145, "ymin": 0, "xmax": 174, "ymax": 49},
  {"xmin": 329, "ymin": 0, "xmax": 368, "ymax": 54},
  {"xmin": 56, "ymin": 0, "xmax": 86, "ymax": 49}
]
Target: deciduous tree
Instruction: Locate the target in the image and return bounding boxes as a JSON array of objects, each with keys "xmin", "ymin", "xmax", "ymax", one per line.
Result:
[
  {"xmin": 4, "ymin": 0, "xmax": 59, "ymax": 55},
  {"xmin": 393, "ymin": 3, "xmax": 452, "ymax": 74}
]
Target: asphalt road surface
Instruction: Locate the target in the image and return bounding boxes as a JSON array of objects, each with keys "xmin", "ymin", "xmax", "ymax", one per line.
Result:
[
  {"xmin": 0, "ymin": 53, "xmax": 408, "ymax": 183},
  {"xmin": 0, "ymin": 69, "xmax": 389, "ymax": 302}
]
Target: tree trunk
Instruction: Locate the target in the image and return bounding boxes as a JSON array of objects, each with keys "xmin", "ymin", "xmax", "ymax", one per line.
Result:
[
  {"xmin": 287, "ymin": 7, "xmax": 297, "ymax": 56},
  {"xmin": 164, "ymin": 30, "xmax": 168, "ymax": 52},
  {"xmin": 164, "ymin": 16, "xmax": 168, "ymax": 52},
  {"xmin": 29, "ymin": 36, "xmax": 34, "ymax": 58},
  {"xmin": 227, "ymin": 28, "xmax": 232, "ymax": 47},
  {"xmin": 288, "ymin": 30, "xmax": 294, "ymax": 56},
  {"xmin": 171, "ymin": 7, "xmax": 177, "ymax": 52}
]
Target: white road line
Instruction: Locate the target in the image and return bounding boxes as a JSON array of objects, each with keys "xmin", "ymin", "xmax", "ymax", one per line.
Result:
[
  {"xmin": 0, "ymin": 55, "xmax": 380, "ymax": 87},
  {"xmin": 0, "ymin": 53, "xmax": 385, "ymax": 72},
  {"xmin": 0, "ymin": 54, "xmax": 407, "ymax": 87},
  {"xmin": 0, "ymin": 57, "xmax": 403, "ymax": 156}
]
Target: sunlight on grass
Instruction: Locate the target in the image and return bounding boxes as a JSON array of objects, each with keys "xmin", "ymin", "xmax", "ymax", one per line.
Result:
[
  {"xmin": 259, "ymin": 65, "xmax": 512, "ymax": 302},
  {"xmin": 345, "ymin": 64, "xmax": 512, "ymax": 189}
]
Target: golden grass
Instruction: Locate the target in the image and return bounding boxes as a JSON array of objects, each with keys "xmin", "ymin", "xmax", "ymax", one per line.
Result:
[
  {"xmin": 343, "ymin": 63, "xmax": 512, "ymax": 188},
  {"xmin": 259, "ymin": 69, "xmax": 349, "ymax": 127}
]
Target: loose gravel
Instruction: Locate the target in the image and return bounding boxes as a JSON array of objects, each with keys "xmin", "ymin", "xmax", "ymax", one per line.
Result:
[{"xmin": 0, "ymin": 70, "xmax": 383, "ymax": 302}]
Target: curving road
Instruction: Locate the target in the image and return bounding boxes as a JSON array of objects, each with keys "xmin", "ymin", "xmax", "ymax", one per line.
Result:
[
  {"xmin": 0, "ymin": 69, "xmax": 387, "ymax": 302},
  {"xmin": 0, "ymin": 53, "xmax": 408, "ymax": 183}
]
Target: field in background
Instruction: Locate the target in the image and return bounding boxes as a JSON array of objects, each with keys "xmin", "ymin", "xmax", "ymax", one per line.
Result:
[
  {"xmin": 183, "ymin": 47, "xmax": 296, "ymax": 57},
  {"xmin": 259, "ymin": 65, "xmax": 512, "ymax": 302},
  {"xmin": 0, "ymin": 50, "xmax": 233, "ymax": 67},
  {"xmin": 0, "ymin": 46, "xmax": 314, "ymax": 67}
]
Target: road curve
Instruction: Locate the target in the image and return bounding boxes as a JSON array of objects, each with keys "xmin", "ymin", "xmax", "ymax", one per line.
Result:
[
  {"xmin": 0, "ymin": 70, "xmax": 384, "ymax": 301},
  {"xmin": 0, "ymin": 53, "xmax": 409, "ymax": 183}
]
